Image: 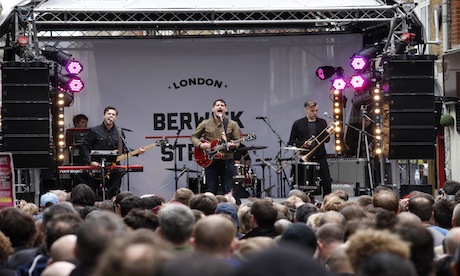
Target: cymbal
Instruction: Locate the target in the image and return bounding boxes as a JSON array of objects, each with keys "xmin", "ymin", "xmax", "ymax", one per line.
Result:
[
  {"xmin": 165, "ymin": 168, "xmax": 200, "ymax": 173},
  {"xmin": 282, "ymin": 146, "xmax": 309, "ymax": 151},
  {"xmin": 237, "ymin": 146, "xmax": 267, "ymax": 151}
]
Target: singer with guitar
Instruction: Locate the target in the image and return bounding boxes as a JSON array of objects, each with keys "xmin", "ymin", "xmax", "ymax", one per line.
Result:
[
  {"xmin": 288, "ymin": 100, "xmax": 332, "ymax": 196},
  {"xmin": 190, "ymin": 99, "xmax": 241, "ymax": 195},
  {"xmin": 81, "ymin": 106, "xmax": 145, "ymax": 198}
]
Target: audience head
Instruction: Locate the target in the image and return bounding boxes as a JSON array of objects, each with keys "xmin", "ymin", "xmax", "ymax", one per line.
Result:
[
  {"xmin": 119, "ymin": 195, "xmax": 146, "ymax": 217},
  {"xmin": 372, "ymin": 190, "xmax": 399, "ymax": 213},
  {"xmin": 157, "ymin": 203, "xmax": 195, "ymax": 245},
  {"xmin": 173, "ymin": 188, "xmax": 195, "ymax": 206},
  {"xmin": 40, "ymin": 192, "xmax": 59, "ymax": 209},
  {"xmin": 123, "ymin": 209, "xmax": 159, "ymax": 231},
  {"xmin": 192, "ymin": 214, "xmax": 237, "ymax": 256},
  {"xmin": 70, "ymin": 183, "xmax": 96, "ymax": 207},
  {"xmin": 189, "ymin": 194, "xmax": 218, "ymax": 215},
  {"xmin": 250, "ymin": 199, "xmax": 278, "ymax": 228},
  {"xmin": 0, "ymin": 207, "xmax": 37, "ymax": 247},
  {"xmin": 346, "ymin": 229, "xmax": 410, "ymax": 272},
  {"xmin": 358, "ymin": 252, "xmax": 417, "ymax": 276},
  {"xmin": 279, "ymin": 222, "xmax": 317, "ymax": 257},
  {"xmin": 94, "ymin": 229, "xmax": 174, "ymax": 276},
  {"xmin": 294, "ymin": 203, "xmax": 318, "ymax": 223}
]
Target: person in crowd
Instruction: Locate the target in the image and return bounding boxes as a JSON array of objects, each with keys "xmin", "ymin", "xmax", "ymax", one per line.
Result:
[
  {"xmin": 189, "ymin": 193, "xmax": 218, "ymax": 216},
  {"xmin": 0, "ymin": 208, "xmax": 38, "ymax": 270},
  {"xmin": 156, "ymin": 203, "xmax": 195, "ymax": 253},
  {"xmin": 358, "ymin": 252, "xmax": 418, "ymax": 276},
  {"xmin": 395, "ymin": 221, "xmax": 435, "ymax": 276},
  {"xmin": 408, "ymin": 193, "xmax": 447, "ymax": 247},
  {"xmin": 118, "ymin": 195, "xmax": 146, "ymax": 217},
  {"xmin": 372, "ymin": 190, "xmax": 400, "ymax": 214},
  {"xmin": 0, "ymin": 231, "xmax": 14, "ymax": 276},
  {"xmin": 316, "ymin": 223, "xmax": 346, "ymax": 267},
  {"xmin": 94, "ymin": 229, "xmax": 175, "ymax": 276},
  {"xmin": 242, "ymin": 199, "xmax": 278, "ymax": 239},
  {"xmin": 288, "ymin": 99, "xmax": 333, "ymax": 196},
  {"xmin": 70, "ymin": 211, "xmax": 128, "ymax": 276},
  {"xmin": 172, "ymin": 188, "xmax": 195, "ymax": 206},
  {"xmin": 123, "ymin": 209, "xmax": 159, "ymax": 231},
  {"xmin": 81, "ymin": 106, "xmax": 145, "ymax": 198},
  {"xmin": 279, "ymin": 222, "xmax": 317, "ymax": 257},
  {"xmin": 346, "ymin": 229, "xmax": 411, "ymax": 274},
  {"xmin": 190, "ymin": 99, "xmax": 240, "ymax": 195},
  {"xmin": 191, "ymin": 214, "xmax": 239, "ymax": 266}
]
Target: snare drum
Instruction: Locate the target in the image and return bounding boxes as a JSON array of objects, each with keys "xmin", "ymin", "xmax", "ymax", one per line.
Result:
[
  {"xmin": 291, "ymin": 162, "xmax": 320, "ymax": 187},
  {"xmin": 242, "ymin": 171, "xmax": 257, "ymax": 188},
  {"xmin": 233, "ymin": 164, "xmax": 248, "ymax": 182}
]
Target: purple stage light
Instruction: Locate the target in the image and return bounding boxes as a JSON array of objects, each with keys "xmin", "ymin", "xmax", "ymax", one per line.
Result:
[
  {"xmin": 67, "ymin": 77, "xmax": 85, "ymax": 93},
  {"xmin": 316, "ymin": 68, "xmax": 326, "ymax": 80},
  {"xmin": 65, "ymin": 60, "xmax": 83, "ymax": 75},
  {"xmin": 332, "ymin": 78, "xmax": 347, "ymax": 90},
  {"xmin": 350, "ymin": 75, "xmax": 366, "ymax": 89},
  {"xmin": 350, "ymin": 56, "xmax": 367, "ymax": 70}
]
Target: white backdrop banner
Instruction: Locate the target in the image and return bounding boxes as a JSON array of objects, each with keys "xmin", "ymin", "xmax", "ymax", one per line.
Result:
[{"xmin": 64, "ymin": 34, "xmax": 362, "ymax": 198}]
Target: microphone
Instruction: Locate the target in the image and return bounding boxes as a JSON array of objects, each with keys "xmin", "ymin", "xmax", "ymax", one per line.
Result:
[
  {"xmin": 324, "ymin": 112, "xmax": 332, "ymax": 119},
  {"xmin": 107, "ymin": 117, "xmax": 114, "ymax": 122},
  {"xmin": 218, "ymin": 113, "xmax": 224, "ymax": 121},
  {"xmin": 256, "ymin": 117, "xmax": 267, "ymax": 120},
  {"xmin": 121, "ymin": 127, "xmax": 133, "ymax": 132}
]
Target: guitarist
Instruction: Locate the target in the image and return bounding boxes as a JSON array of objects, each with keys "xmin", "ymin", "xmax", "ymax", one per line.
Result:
[
  {"xmin": 81, "ymin": 106, "xmax": 145, "ymax": 199},
  {"xmin": 190, "ymin": 99, "xmax": 241, "ymax": 196}
]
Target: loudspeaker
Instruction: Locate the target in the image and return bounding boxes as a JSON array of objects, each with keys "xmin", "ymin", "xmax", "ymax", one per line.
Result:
[
  {"xmin": 1, "ymin": 61, "xmax": 51, "ymax": 169},
  {"xmin": 188, "ymin": 178, "xmax": 206, "ymax": 194},
  {"xmin": 389, "ymin": 144, "xmax": 435, "ymax": 159},
  {"xmin": 400, "ymin": 184, "xmax": 432, "ymax": 198},
  {"xmin": 385, "ymin": 56, "xmax": 436, "ymax": 159}
]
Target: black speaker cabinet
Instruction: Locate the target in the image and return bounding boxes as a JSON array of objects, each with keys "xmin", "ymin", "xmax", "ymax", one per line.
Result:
[
  {"xmin": 1, "ymin": 62, "xmax": 51, "ymax": 169},
  {"xmin": 386, "ymin": 55, "xmax": 436, "ymax": 159},
  {"xmin": 389, "ymin": 143, "xmax": 435, "ymax": 159},
  {"xmin": 400, "ymin": 184, "xmax": 433, "ymax": 197}
]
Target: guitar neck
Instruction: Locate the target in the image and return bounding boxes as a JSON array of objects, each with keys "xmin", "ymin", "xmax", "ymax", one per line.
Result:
[
  {"xmin": 212, "ymin": 137, "xmax": 247, "ymax": 151},
  {"xmin": 116, "ymin": 143, "xmax": 157, "ymax": 162}
]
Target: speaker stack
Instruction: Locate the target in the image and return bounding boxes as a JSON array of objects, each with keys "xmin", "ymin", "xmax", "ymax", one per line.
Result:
[
  {"xmin": 385, "ymin": 55, "xmax": 437, "ymax": 159},
  {"xmin": 1, "ymin": 61, "xmax": 51, "ymax": 168}
]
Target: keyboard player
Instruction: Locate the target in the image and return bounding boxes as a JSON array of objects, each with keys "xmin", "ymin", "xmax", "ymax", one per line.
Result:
[{"xmin": 81, "ymin": 106, "xmax": 144, "ymax": 199}]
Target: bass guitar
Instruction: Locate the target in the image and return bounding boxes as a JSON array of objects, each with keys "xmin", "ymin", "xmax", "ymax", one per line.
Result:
[{"xmin": 194, "ymin": 134, "xmax": 256, "ymax": 168}]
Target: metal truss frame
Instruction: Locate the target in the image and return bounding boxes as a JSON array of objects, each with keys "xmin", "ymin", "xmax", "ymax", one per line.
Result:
[{"xmin": 32, "ymin": 5, "xmax": 400, "ymax": 39}]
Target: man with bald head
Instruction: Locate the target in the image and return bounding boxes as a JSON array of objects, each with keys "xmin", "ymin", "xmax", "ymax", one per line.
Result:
[{"xmin": 192, "ymin": 214, "xmax": 238, "ymax": 261}]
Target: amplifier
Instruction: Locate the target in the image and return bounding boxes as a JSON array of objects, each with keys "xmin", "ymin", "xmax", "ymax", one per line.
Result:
[{"xmin": 327, "ymin": 158, "xmax": 368, "ymax": 189}]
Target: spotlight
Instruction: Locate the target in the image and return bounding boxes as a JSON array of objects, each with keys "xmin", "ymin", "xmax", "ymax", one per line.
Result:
[
  {"xmin": 316, "ymin": 66, "xmax": 337, "ymax": 80},
  {"xmin": 350, "ymin": 43, "xmax": 384, "ymax": 70},
  {"xmin": 50, "ymin": 69, "xmax": 85, "ymax": 93},
  {"xmin": 349, "ymin": 75, "xmax": 366, "ymax": 89},
  {"xmin": 42, "ymin": 45, "xmax": 72, "ymax": 66},
  {"xmin": 332, "ymin": 78, "xmax": 347, "ymax": 90},
  {"xmin": 65, "ymin": 60, "xmax": 83, "ymax": 75},
  {"xmin": 350, "ymin": 57, "xmax": 367, "ymax": 70}
]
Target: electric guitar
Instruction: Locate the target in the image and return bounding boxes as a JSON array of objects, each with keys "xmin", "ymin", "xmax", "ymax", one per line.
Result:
[
  {"xmin": 116, "ymin": 137, "xmax": 169, "ymax": 162},
  {"xmin": 194, "ymin": 133, "xmax": 256, "ymax": 168},
  {"xmin": 91, "ymin": 137, "xmax": 168, "ymax": 180}
]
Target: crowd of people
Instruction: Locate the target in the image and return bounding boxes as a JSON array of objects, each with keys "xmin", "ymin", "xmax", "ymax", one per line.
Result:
[{"xmin": 1, "ymin": 180, "xmax": 460, "ymax": 275}]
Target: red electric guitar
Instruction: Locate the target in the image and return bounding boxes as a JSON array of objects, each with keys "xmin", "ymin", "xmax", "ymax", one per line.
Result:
[{"xmin": 194, "ymin": 133, "xmax": 256, "ymax": 168}]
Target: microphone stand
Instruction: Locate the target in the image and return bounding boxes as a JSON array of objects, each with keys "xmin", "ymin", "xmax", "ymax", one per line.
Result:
[
  {"xmin": 259, "ymin": 117, "xmax": 288, "ymax": 197},
  {"xmin": 173, "ymin": 129, "xmax": 182, "ymax": 191},
  {"xmin": 120, "ymin": 133, "xmax": 131, "ymax": 191}
]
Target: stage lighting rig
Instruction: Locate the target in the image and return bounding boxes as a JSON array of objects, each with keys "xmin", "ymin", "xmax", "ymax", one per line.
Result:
[{"xmin": 350, "ymin": 43, "xmax": 384, "ymax": 71}]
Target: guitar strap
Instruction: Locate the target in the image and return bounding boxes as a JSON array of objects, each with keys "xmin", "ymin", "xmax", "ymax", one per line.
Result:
[{"xmin": 222, "ymin": 118, "xmax": 228, "ymax": 134}]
